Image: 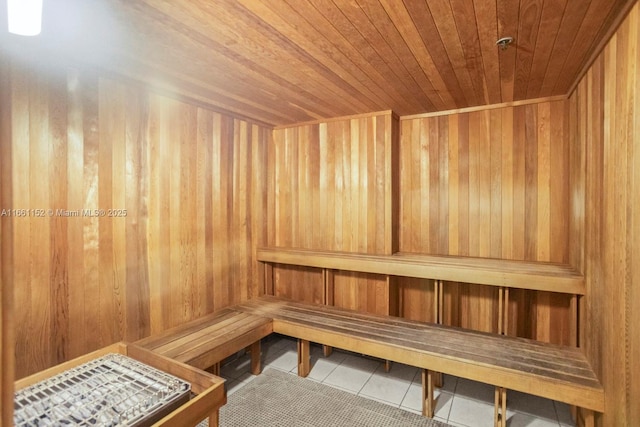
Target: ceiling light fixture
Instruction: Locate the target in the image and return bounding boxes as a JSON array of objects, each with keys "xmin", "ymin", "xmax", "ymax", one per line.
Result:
[
  {"xmin": 496, "ymin": 37, "xmax": 514, "ymax": 51},
  {"xmin": 7, "ymin": 0, "xmax": 43, "ymax": 36}
]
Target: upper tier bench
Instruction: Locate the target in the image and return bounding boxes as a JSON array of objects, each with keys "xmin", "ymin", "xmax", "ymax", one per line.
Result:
[{"xmin": 257, "ymin": 247, "xmax": 585, "ymax": 294}]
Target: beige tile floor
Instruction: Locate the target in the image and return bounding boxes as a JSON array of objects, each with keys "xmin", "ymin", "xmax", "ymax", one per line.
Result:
[{"xmin": 220, "ymin": 335, "xmax": 575, "ymax": 427}]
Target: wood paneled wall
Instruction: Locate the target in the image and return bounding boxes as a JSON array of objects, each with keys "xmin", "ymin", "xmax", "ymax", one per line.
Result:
[
  {"xmin": 570, "ymin": 4, "xmax": 640, "ymax": 425},
  {"xmin": 398, "ymin": 103, "xmax": 573, "ymax": 341},
  {"xmin": 268, "ymin": 113, "xmax": 398, "ymax": 313},
  {"xmin": 267, "ymin": 106, "xmax": 573, "ymax": 343},
  {"xmin": 3, "ymin": 60, "xmax": 269, "ymax": 379},
  {"xmin": 399, "ymin": 104, "xmax": 570, "ymax": 262},
  {"xmin": 0, "ymin": 56, "xmax": 15, "ymax": 427}
]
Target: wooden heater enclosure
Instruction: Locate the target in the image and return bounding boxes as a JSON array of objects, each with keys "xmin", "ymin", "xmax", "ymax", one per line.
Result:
[{"xmin": 2, "ymin": 1, "xmax": 640, "ymax": 426}]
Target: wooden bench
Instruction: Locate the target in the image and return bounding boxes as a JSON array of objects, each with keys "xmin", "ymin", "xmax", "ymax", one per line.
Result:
[
  {"xmin": 134, "ymin": 308, "xmax": 273, "ymax": 426},
  {"xmin": 257, "ymin": 247, "xmax": 586, "ymax": 349},
  {"xmin": 257, "ymin": 247, "xmax": 603, "ymax": 424},
  {"xmin": 133, "ymin": 243, "xmax": 602, "ymax": 427},
  {"xmin": 134, "ymin": 296, "xmax": 603, "ymax": 426},
  {"xmin": 135, "ymin": 308, "xmax": 272, "ymax": 375},
  {"xmin": 257, "ymin": 247, "xmax": 585, "ymax": 294},
  {"xmin": 235, "ymin": 295, "xmax": 604, "ymax": 427}
]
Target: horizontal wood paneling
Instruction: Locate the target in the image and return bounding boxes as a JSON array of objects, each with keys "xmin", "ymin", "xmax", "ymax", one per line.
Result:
[
  {"xmin": 570, "ymin": 4, "xmax": 640, "ymax": 425},
  {"xmin": 399, "ymin": 102, "xmax": 572, "ymax": 341},
  {"xmin": 268, "ymin": 113, "xmax": 397, "ymax": 313},
  {"xmin": 4, "ymin": 61, "xmax": 268, "ymax": 379}
]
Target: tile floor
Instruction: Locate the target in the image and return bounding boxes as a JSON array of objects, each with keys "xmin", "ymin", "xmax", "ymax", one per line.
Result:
[{"xmin": 220, "ymin": 334, "xmax": 575, "ymax": 427}]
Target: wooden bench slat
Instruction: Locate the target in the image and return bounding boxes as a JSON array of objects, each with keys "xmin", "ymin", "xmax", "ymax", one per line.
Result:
[
  {"xmin": 134, "ymin": 308, "xmax": 241, "ymax": 349},
  {"xmin": 153, "ymin": 313, "xmax": 261, "ymax": 357},
  {"xmin": 236, "ymin": 297, "xmax": 588, "ymax": 363},
  {"xmin": 274, "ymin": 318, "xmax": 604, "ymax": 412},
  {"xmin": 235, "ymin": 296, "xmax": 603, "ymax": 412},
  {"xmin": 234, "ymin": 300, "xmax": 598, "ymax": 385},
  {"xmin": 253, "ymin": 299, "xmax": 576, "ymax": 352},
  {"xmin": 135, "ymin": 311, "xmax": 273, "ymax": 371},
  {"xmin": 275, "ymin": 307, "xmax": 588, "ymax": 370},
  {"xmin": 248, "ymin": 304, "xmax": 596, "ymax": 378},
  {"xmin": 175, "ymin": 319, "xmax": 273, "ymax": 370},
  {"xmin": 395, "ymin": 252, "xmax": 579, "ymax": 274},
  {"xmin": 278, "ymin": 316, "xmax": 596, "ymax": 387},
  {"xmin": 257, "ymin": 247, "xmax": 585, "ymax": 294},
  {"xmin": 169, "ymin": 316, "xmax": 272, "ymax": 361},
  {"xmin": 133, "ymin": 291, "xmax": 604, "ymax": 420}
]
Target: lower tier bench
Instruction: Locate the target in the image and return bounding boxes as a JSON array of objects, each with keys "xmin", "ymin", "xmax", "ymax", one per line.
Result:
[
  {"xmin": 135, "ymin": 296, "xmax": 603, "ymax": 427},
  {"xmin": 134, "ymin": 308, "xmax": 272, "ymax": 426},
  {"xmin": 135, "ymin": 308, "xmax": 272, "ymax": 374},
  {"xmin": 234, "ymin": 296, "xmax": 604, "ymax": 427}
]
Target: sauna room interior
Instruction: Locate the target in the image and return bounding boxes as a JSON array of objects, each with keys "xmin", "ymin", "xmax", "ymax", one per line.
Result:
[{"xmin": 1, "ymin": 0, "xmax": 639, "ymax": 426}]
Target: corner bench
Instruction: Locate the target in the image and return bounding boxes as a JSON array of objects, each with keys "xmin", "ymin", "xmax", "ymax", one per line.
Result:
[
  {"xmin": 133, "ymin": 244, "xmax": 602, "ymax": 427},
  {"xmin": 135, "ymin": 294, "xmax": 603, "ymax": 427},
  {"xmin": 134, "ymin": 308, "xmax": 272, "ymax": 426},
  {"xmin": 236, "ymin": 295, "xmax": 603, "ymax": 427},
  {"xmin": 135, "ymin": 308, "xmax": 272, "ymax": 374}
]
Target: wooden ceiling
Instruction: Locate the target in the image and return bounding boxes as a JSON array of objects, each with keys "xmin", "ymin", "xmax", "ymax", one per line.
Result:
[{"xmin": 4, "ymin": 0, "xmax": 636, "ymax": 126}]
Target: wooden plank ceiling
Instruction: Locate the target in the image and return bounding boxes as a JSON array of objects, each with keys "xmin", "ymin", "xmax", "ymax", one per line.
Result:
[{"xmin": 8, "ymin": 0, "xmax": 635, "ymax": 126}]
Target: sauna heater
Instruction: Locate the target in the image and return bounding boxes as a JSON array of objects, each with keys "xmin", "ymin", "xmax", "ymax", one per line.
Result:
[{"xmin": 14, "ymin": 353, "xmax": 191, "ymax": 426}]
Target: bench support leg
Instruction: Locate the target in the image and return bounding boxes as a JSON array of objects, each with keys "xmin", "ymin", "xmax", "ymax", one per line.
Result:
[
  {"xmin": 494, "ymin": 387, "xmax": 507, "ymax": 427},
  {"xmin": 250, "ymin": 340, "xmax": 262, "ymax": 375},
  {"xmin": 421, "ymin": 369, "xmax": 435, "ymax": 418},
  {"xmin": 208, "ymin": 411, "xmax": 219, "ymax": 427},
  {"xmin": 434, "ymin": 372, "xmax": 443, "ymax": 388},
  {"xmin": 297, "ymin": 339, "xmax": 310, "ymax": 377},
  {"xmin": 432, "ymin": 280, "xmax": 444, "ymax": 388},
  {"xmin": 385, "ymin": 360, "xmax": 392, "ymax": 372},
  {"xmin": 206, "ymin": 363, "xmax": 220, "ymax": 376},
  {"xmin": 577, "ymin": 408, "xmax": 594, "ymax": 427},
  {"xmin": 322, "ymin": 345, "xmax": 333, "ymax": 357}
]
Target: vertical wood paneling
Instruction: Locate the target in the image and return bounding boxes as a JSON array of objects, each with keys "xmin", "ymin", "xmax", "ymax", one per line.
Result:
[
  {"xmin": 147, "ymin": 93, "xmax": 167, "ymax": 334},
  {"xmin": 66, "ymin": 70, "xmax": 86, "ymax": 358},
  {"xmin": 98, "ymin": 79, "xmax": 122, "ymax": 346},
  {"xmin": 489, "ymin": 110, "xmax": 502, "ymax": 259},
  {"xmin": 500, "ymin": 109, "xmax": 514, "ymax": 259},
  {"xmin": 0, "ymin": 56, "xmax": 15, "ymax": 427},
  {"xmin": 124, "ymin": 86, "xmax": 150, "ymax": 341},
  {"xmin": 49, "ymin": 70, "xmax": 70, "ymax": 365},
  {"xmin": 81, "ymin": 73, "xmax": 101, "ymax": 354},
  {"xmin": 458, "ymin": 115, "xmax": 470, "ymax": 257},
  {"xmin": 570, "ymin": 4, "xmax": 640, "ymax": 425},
  {"xmin": 400, "ymin": 101, "xmax": 571, "ymax": 340},
  {"xmin": 270, "ymin": 113, "xmax": 396, "ymax": 313},
  {"xmin": 5, "ymin": 63, "xmax": 268, "ymax": 379}
]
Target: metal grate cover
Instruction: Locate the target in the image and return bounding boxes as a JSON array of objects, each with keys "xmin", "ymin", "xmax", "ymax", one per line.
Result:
[{"xmin": 14, "ymin": 353, "xmax": 191, "ymax": 426}]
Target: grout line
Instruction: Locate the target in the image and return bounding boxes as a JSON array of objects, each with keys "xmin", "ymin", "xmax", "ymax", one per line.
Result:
[
  {"xmin": 357, "ymin": 393, "xmax": 401, "ymax": 409},
  {"xmin": 397, "ymin": 368, "xmax": 419, "ymax": 411},
  {"xmin": 552, "ymin": 400, "xmax": 564, "ymax": 426},
  {"xmin": 315, "ymin": 358, "xmax": 341, "ymax": 383},
  {"xmin": 443, "ymin": 374, "xmax": 458, "ymax": 423},
  {"xmin": 441, "ymin": 391, "xmax": 454, "ymax": 423},
  {"xmin": 229, "ymin": 338, "xmax": 571, "ymax": 427},
  {"xmin": 356, "ymin": 363, "xmax": 380, "ymax": 402}
]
